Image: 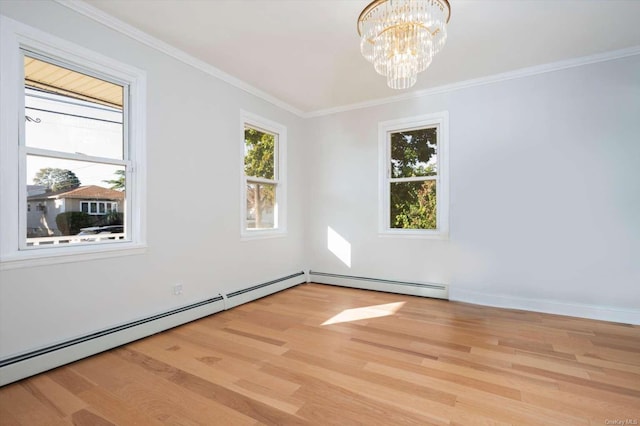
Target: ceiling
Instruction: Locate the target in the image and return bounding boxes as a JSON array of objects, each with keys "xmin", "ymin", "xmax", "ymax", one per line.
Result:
[{"xmin": 83, "ymin": 0, "xmax": 640, "ymax": 115}]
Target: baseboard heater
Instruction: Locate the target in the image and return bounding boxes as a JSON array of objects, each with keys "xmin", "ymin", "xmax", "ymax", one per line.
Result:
[
  {"xmin": 0, "ymin": 271, "xmax": 306, "ymax": 386},
  {"xmin": 309, "ymin": 271, "xmax": 448, "ymax": 300},
  {"xmin": 224, "ymin": 272, "xmax": 306, "ymax": 309}
]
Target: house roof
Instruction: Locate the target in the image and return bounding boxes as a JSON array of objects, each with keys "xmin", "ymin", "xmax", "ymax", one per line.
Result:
[
  {"xmin": 27, "ymin": 185, "xmax": 125, "ymax": 201},
  {"xmin": 25, "ymin": 56, "xmax": 123, "ymax": 109}
]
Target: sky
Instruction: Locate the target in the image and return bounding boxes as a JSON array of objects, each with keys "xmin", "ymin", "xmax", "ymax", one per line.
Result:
[{"xmin": 25, "ymin": 88, "xmax": 124, "ymax": 188}]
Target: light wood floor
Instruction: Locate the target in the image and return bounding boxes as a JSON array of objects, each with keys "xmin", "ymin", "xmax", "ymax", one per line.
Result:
[{"xmin": 1, "ymin": 283, "xmax": 639, "ymax": 425}]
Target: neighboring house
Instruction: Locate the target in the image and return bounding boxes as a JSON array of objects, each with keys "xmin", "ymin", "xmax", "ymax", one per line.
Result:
[
  {"xmin": 27, "ymin": 185, "xmax": 48, "ymax": 197},
  {"xmin": 27, "ymin": 185, "xmax": 124, "ymax": 237}
]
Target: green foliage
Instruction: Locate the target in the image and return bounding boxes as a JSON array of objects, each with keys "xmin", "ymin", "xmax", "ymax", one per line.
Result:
[
  {"xmin": 96, "ymin": 211, "xmax": 123, "ymax": 226},
  {"xmin": 390, "ymin": 128, "xmax": 437, "ymax": 178},
  {"xmin": 244, "ymin": 128, "xmax": 275, "ymax": 180},
  {"xmin": 55, "ymin": 212, "xmax": 94, "ymax": 236},
  {"xmin": 33, "ymin": 168, "xmax": 81, "ymax": 192},
  {"xmin": 55, "ymin": 210, "xmax": 122, "ymax": 236},
  {"xmin": 244, "ymin": 128, "xmax": 276, "ymax": 228},
  {"xmin": 102, "ymin": 169, "xmax": 125, "ymax": 191},
  {"xmin": 391, "ymin": 180, "xmax": 437, "ymax": 229},
  {"xmin": 389, "ymin": 128, "xmax": 438, "ymax": 229}
]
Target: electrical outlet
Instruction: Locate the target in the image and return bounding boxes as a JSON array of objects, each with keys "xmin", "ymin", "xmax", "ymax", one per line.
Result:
[{"xmin": 173, "ymin": 283, "xmax": 183, "ymax": 296}]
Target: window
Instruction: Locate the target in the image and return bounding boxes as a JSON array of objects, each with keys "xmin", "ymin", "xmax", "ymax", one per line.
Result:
[
  {"xmin": 22, "ymin": 54, "xmax": 128, "ymax": 244},
  {"xmin": 379, "ymin": 112, "xmax": 449, "ymax": 237},
  {"xmin": 0, "ymin": 17, "xmax": 146, "ymax": 268},
  {"xmin": 80, "ymin": 201, "xmax": 118, "ymax": 216},
  {"xmin": 241, "ymin": 111, "xmax": 286, "ymax": 238}
]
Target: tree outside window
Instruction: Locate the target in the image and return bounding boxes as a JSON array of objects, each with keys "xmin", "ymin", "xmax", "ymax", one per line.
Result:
[
  {"xmin": 379, "ymin": 112, "xmax": 449, "ymax": 237},
  {"xmin": 241, "ymin": 111, "xmax": 287, "ymax": 238},
  {"xmin": 244, "ymin": 127, "xmax": 277, "ymax": 229},
  {"xmin": 389, "ymin": 127, "xmax": 438, "ymax": 230}
]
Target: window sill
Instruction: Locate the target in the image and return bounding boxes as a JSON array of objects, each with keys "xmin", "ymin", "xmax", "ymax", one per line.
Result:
[
  {"xmin": 378, "ymin": 230, "xmax": 449, "ymax": 240},
  {"xmin": 0, "ymin": 243, "xmax": 147, "ymax": 270},
  {"xmin": 240, "ymin": 230, "xmax": 287, "ymax": 241}
]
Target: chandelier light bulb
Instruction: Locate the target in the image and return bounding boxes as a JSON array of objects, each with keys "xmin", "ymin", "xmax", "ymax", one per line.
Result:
[{"xmin": 357, "ymin": 0, "xmax": 451, "ymax": 90}]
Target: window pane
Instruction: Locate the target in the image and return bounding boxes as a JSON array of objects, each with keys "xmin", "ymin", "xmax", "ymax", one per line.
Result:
[
  {"xmin": 390, "ymin": 180, "xmax": 437, "ymax": 229},
  {"xmin": 246, "ymin": 182, "xmax": 275, "ymax": 229},
  {"xmin": 26, "ymin": 156, "xmax": 125, "ymax": 241},
  {"xmin": 390, "ymin": 127, "xmax": 437, "ymax": 178},
  {"xmin": 24, "ymin": 55, "xmax": 124, "ymax": 160},
  {"xmin": 244, "ymin": 127, "xmax": 275, "ymax": 180}
]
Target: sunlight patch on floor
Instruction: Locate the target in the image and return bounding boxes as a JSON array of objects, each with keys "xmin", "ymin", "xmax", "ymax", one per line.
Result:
[{"xmin": 321, "ymin": 301, "xmax": 406, "ymax": 326}]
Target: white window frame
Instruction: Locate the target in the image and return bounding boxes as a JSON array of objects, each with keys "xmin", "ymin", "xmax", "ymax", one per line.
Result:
[
  {"xmin": 240, "ymin": 110, "xmax": 287, "ymax": 239},
  {"xmin": 81, "ymin": 201, "xmax": 118, "ymax": 216},
  {"xmin": 378, "ymin": 111, "xmax": 449, "ymax": 238},
  {"xmin": 0, "ymin": 16, "xmax": 147, "ymax": 269}
]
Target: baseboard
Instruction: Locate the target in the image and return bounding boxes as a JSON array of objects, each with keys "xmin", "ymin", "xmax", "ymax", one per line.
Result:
[
  {"xmin": 225, "ymin": 272, "xmax": 306, "ymax": 309},
  {"xmin": 450, "ymin": 288, "xmax": 640, "ymax": 325},
  {"xmin": 309, "ymin": 271, "xmax": 448, "ymax": 300},
  {"xmin": 0, "ymin": 271, "xmax": 306, "ymax": 386}
]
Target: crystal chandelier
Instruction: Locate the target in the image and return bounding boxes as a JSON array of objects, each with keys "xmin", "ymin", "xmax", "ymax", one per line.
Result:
[{"xmin": 357, "ymin": 0, "xmax": 451, "ymax": 90}]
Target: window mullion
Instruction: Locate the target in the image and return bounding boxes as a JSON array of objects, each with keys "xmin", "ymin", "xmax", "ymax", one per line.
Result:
[
  {"xmin": 246, "ymin": 176, "xmax": 277, "ymax": 185},
  {"xmin": 24, "ymin": 146, "xmax": 128, "ymax": 166},
  {"xmin": 389, "ymin": 175, "xmax": 437, "ymax": 183}
]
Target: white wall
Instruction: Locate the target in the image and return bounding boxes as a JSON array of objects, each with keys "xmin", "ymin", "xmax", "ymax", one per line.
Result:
[
  {"xmin": 0, "ymin": 1, "xmax": 306, "ymax": 359},
  {"xmin": 1, "ymin": 1, "xmax": 638, "ymax": 366},
  {"xmin": 305, "ymin": 55, "xmax": 640, "ymax": 323}
]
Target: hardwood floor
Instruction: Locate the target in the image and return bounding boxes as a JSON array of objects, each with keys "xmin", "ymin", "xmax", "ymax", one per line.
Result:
[{"xmin": 1, "ymin": 283, "xmax": 639, "ymax": 425}]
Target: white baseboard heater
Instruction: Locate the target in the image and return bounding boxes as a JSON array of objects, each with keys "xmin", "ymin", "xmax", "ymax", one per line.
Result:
[
  {"xmin": 224, "ymin": 272, "xmax": 305, "ymax": 309},
  {"xmin": 0, "ymin": 271, "xmax": 306, "ymax": 386},
  {"xmin": 309, "ymin": 271, "xmax": 448, "ymax": 300}
]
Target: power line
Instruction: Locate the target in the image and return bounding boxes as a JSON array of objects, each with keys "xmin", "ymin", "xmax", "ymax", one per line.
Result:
[{"xmin": 25, "ymin": 106, "xmax": 122, "ymax": 125}]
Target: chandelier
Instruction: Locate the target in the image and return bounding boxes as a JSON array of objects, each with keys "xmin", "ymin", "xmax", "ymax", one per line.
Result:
[{"xmin": 357, "ymin": 0, "xmax": 451, "ymax": 90}]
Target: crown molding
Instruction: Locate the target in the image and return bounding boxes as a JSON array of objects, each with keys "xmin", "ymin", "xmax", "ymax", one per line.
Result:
[
  {"xmin": 305, "ymin": 45, "xmax": 640, "ymax": 118},
  {"xmin": 54, "ymin": 1, "xmax": 639, "ymax": 119},
  {"xmin": 54, "ymin": 0, "xmax": 306, "ymax": 118}
]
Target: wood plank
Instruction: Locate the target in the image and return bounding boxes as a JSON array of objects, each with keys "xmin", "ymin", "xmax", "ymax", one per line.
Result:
[
  {"xmin": 74, "ymin": 387, "xmax": 166, "ymax": 426},
  {"xmin": 114, "ymin": 347, "xmax": 306, "ymax": 425},
  {"xmin": 1, "ymin": 283, "xmax": 638, "ymax": 425},
  {"xmin": 20, "ymin": 375, "xmax": 87, "ymax": 418},
  {"xmin": 0, "ymin": 382, "xmax": 70, "ymax": 425}
]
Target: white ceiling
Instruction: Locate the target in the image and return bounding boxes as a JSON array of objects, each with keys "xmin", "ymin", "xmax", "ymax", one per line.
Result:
[{"xmin": 83, "ymin": 0, "xmax": 640, "ymax": 114}]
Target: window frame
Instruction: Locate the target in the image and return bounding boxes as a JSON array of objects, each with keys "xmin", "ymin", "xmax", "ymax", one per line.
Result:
[
  {"xmin": 240, "ymin": 110, "xmax": 287, "ymax": 239},
  {"xmin": 80, "ymin": 201, "xmax": 118, "ymax": 216},
  {"xmin": 378, "ymin": 112, "xmax": 449, "ymax": 238},
  {"xmin": 0, "ymin": 16, "xmax": 147, "ymax": 269}
]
